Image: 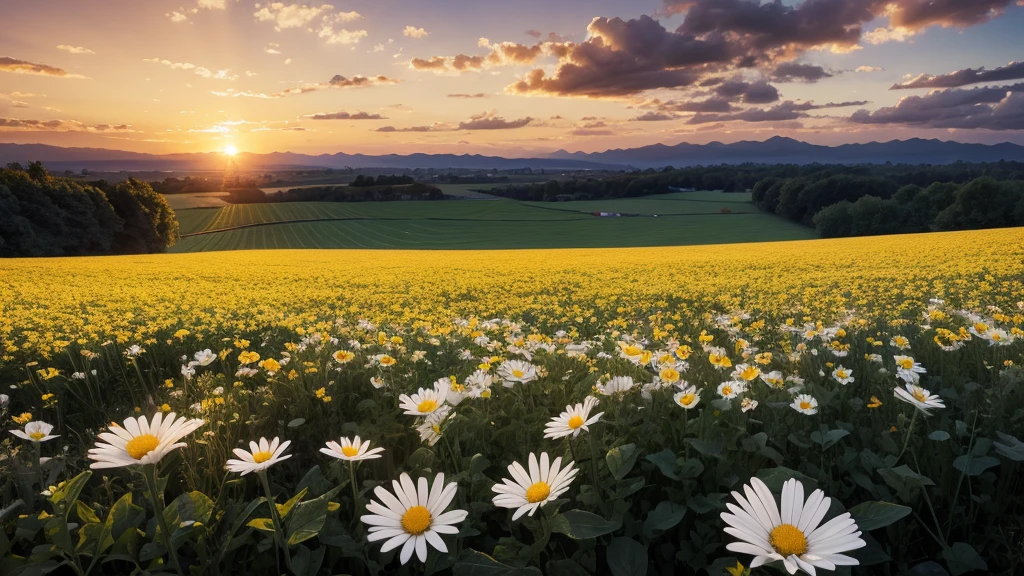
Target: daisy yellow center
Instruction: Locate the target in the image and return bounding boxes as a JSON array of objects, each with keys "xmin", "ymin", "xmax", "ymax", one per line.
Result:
[
  {"xmin": 342, "ymin": 446, "xmax": 359, "ymax": 457},
  {"xmin": 800, "ymin": 401, "xmax": 812, "ymax": 410},
  {"xmin": 401, "ymin": 506, "xmax": 432, "ymax": 535},
  {"xmin": 740, "ymin": 367, "xmax": 759, "ymax": 380},
  {"xmin": 567, "ymin": 415, "xmax": 585, "ymax": 429},
  {"xmin": 974, "ymin": 323, "xmax": 987, "ymax": 332},
  {"xmin": 29, "ymin": 431, "xmax": 46, "ymax": 440},
  {"xmin": 512, "ymin": 369, "xmax": 525, "ymax": 378},
  {"xmin": 836, "ymin": 370, "xmax": 847, "ymax": 378},
  {"xmin": 252, "ymin": 450, "xmax": 273, "ymax": 464},
  {"xmin": 380, "ymin": 356, "xmax": 395, "ymax": 365},
  {"xmin": 679, "ymin": 393, "xmax": 695, "ymax": 406},
  {"xmin": 912, "ymin": 389, "xmax": 928, "ymax": 403},
  {"xmin": 897, "ymin": 359, "xmax": 914, "ymax": 369},
  {"xmin": 417, "ymin": 399, "xmax": 438, "ymax": 413},
  {"xmin": 525, "ymin": 481, "xmax": 550, "ymax": 503},
  {"xmin": 623, "ymin": 345, "xmax": 641, "ymax": 356},
  {"xmin": 126, "ymin": 434, "xmax": 160, "ymax": 460},
  {"xmin": 769, "ymin": 523, "xmax": 808, "ymax": 556},
  {"xmin": 722, "ymin": 386, "xmax": 733, "ymax": 396}
]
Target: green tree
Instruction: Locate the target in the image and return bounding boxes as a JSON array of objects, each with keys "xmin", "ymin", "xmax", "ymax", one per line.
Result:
[{"xmin": 104, "ymin": 178, "xmax": 180, "ymax": 253}]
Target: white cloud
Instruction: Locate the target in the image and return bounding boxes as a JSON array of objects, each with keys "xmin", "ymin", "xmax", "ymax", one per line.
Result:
[
  {"xmin": 167, "ymin": 11, "xmax": 189, "ymax": 23},
  {"xmin": 143, "ymin": 58, "xmax": 238, "ymax": 80},
  {"xmin": 404, "ymin": 26, "xmax": 429, "ymax": 39},
  {"xmin": 197, "ymin": 0, "xmax": 226, "ymax": 9},
  {"xmin": 863, "ymin": 26, "xmax": 916, "ymax": 45},
  {"xmin": 855, "ymin": 65, "xmax": 884, "ymax": 73},
  {"xmin": 57, "ymin": 45, "xmax": 95, "ymax": 55},
  {"xmin": 265, "ymin": 43, "xmax": 281, "ymax": 54},
  {"xmin": 254, "ymin": 3, "xmax": 332, "ymax": 29},
  {"xmin": 319, "ymin": 27, "xmax": 368, "ymax": 45}
]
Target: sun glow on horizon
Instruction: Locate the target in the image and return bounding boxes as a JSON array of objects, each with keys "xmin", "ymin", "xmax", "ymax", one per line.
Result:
[{"xmin": 224, "ymin": 145, "xmax": 238, "ymax": 156}]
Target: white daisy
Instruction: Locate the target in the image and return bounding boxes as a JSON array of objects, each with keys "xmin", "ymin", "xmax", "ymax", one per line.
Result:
[
  {"xmin": 831, "ymin": 366, "xmax": 854, "ymax": 385},
  {"xmin": 497, "ymin": 359, "xmax": 538, "ymax": 388},
  {"xmin": 225, "ymin": 437, "xmax": 291, "ymax": 476},
  {"xmin": 673, "ymin": 385, "xmax": 701, "ymax": 410},
  {"xmin": 721, "ymin": 477, "xmax": 865, "ymax": 575},
  {"xmin": 893, "ymin": 383, "xmax": 945, "ymax": 414},
  {"xmin": 893, "ymin": 356, "xmax": 926, "ymax": 383},
  {"xmin": 596, "ymin": 376, "xmax": 636, "ymax": 396},
  {"xmin": 398, "ymin": 383, "xmax": 449, "ymax": 416},
  {"xmin": 741, "ymin": 398, "xmax": 758, "ymax": 413},
  {"xmin": 321, "ymin": 435, "xmax": 385, "ymax": 462},
  {"xmin": 492, "ymin": 452, "xmax": 578, "ymax": 521},
  {"xmin": 791, "ymin": 394, "xmax": 818, "ymax": 415},
  {"xmin": 543, "ymin": 396, "xmax": 603, "ymax": 439},
  {"xmin": 361, "ymin": 472, "xmax": 468, "ymax": 565},
  {"xmin": 10, "ymin": 420, "xmax": 59, "ymax": 443},
  {"xmin": 88, "ymin": 412, "xmax": 204, "ymax": 469},
  {"xmin": 717, "ymin": 380, "xmax": 745, "ymax": 399},
  {"xmin": 193, "ymin": 349, "xmax": 217, "ymax": 366}
]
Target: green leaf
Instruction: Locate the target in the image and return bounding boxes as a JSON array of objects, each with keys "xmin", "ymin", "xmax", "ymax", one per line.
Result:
[
  {"xmin": 291, "ymin": 545, "xmax": 326, "ymax": 576},
  {"xmin": 452, "ymin": 549, "xmax": 542, "ymax": 576},
  {"xmin": 849, "ymin": 501, "xmax": 911, "ymax": 531},
  {"xmin": 910, "ymin": 561, "xmax": 951, "ymax": 576},
  {"xmin": 74, "ymin": 501, "xmax": 100, "ymax": 524},
  {"xmin": 686, "ymin": 438, "xmax": 723, "ymax": 457},
  {"xmin": 246, "ymin": 517, "xmax": 275, "ymax": 532},
  {"xmin": 678, "ymin": 459, "xmax": 704, "ymax": 479},
  {"xmin": 879, "ymin": 465, "xmax": 935, "ymax": 488},
  {"xmin": 48, "ymin": 471, "xmax": 92, "ymax": 517},
  {"xmin": 163, "ymin": 491, "xmax": 214, "ymax": 530},
  {"xmin": 941, "ymin": 542, "xmax": 987, "ymax": 575},
  {"xmin": 928, "ymin": 431, "xmax": 951, "ymax": 442},
  {"xmin": 756, "ymin": 467, "xmax": 815, "ymax": 493},
  {"xmin": 642, "ymin": 501, "xmax": 686, "ymax": 538},
  {"xmin": 545, "ymin": 559, "xmax": 591, "ymax": 576},
  {"xmin": 549, "ymin": 510, "xmax": 621, "ymax": 540},
  {"xmin": 296, "ymin": 466, "xmax": 332, "ymax": 498},
  {"xmin": 994, "ymin": 432, "xmax": 1024, "ymax": 461},
  {"xmin": 287, "ymin": 418, "xmax": 305, "ymax": 428},
  {"xmin": 606, "ymin": 444, "xmax": 639, "ymax": 480},
  {"xmin": 810, "ymin": 429, "xmax": 850, "ymax": 449},
  {"xmin": 96, "ymin": 492, "xmax": 144, "ymax": 556},
  {"xmin": 951, "ymin": 455, "xmax": 999, "ymax": 477},
  {"xmin": 645, "ymin": 450, "xmax": 679, "ymax": 480},
  {"xmin": 607, "ymin": 537, "xmax": 647, "ymax": 576},
  {"xmin": 286, "ymin": 487, "xmax": 340, "ymax": 545},
  {"xmin": 276, "ymin": 487, "xmax": 309, "ymax": 520}
]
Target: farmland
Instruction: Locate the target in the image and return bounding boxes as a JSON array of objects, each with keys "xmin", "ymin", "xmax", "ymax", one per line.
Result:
[{"xmin": 170, "ymin": 191, "xmax": 813, "ymax": 251}]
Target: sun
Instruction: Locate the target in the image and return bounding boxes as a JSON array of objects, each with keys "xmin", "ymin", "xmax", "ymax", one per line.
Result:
[{"xmin": 224, "ymin": 144, "xmax": 239, "ymax": 156}]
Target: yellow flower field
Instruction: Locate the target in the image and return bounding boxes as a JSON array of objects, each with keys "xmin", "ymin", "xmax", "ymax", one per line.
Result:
[{"xmin": 3, "ymin": 227, "xmax": 1023, "ymax": 361}]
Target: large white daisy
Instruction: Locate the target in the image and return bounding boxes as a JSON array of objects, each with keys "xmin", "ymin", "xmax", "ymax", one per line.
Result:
[
  {"xmin": 893, "ymin": 383, "xmax": 945, "ymax": 414},
  {"xmin": 722, "ymin": 477, "xmax": 865, "ymax": 575},
  {"xmin": 361, "ymin": 472, "xmax": 468, "ymax": 565},
  {"xmin": 596, "ymin": 376, "xmax": 636, "ymax": 396},
  {"xmin": 88, "ymin": 412, "xmax": 204, "ymax": 469},
  {"xmin": 497, "ymin": 359, "xmax": 538, "ymax": 388},
  {"xmin": 492, "ymin": 452, "xmax": 578, "ymax": 520},
  {"xmin": 225, "ymin": 437, "xmax": 292, "ymax": 476},
  {"xmin": 398, "ymin": 383, "xmax": 449, "ymax": 416},
  {"xmin": 321, "ymin": 435, "xmax": 385, "ymax": 462},
  {"xmin": 10, "ymin": 420, "xmax": 59, "ymax": 443},
  {"xmin": 543, "ymin": 396, "xmax": 603, "ymax": 439}
]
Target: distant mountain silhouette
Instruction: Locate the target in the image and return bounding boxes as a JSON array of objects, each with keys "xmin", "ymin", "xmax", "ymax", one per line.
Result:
[
  {"xmin": 3, "ymin": 137, "xmax": 1023, "ymax": 172},
  {"xmin": 545, "ymin": 136, "xmax": 1024, "ymax": 167}
]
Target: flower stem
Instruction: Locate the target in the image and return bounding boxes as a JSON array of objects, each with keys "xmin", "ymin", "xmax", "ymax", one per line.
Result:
[
  {"xmin": 349, "ymin": 460, "xmax": 360, "ymax": 527},
  {"xmin": 896, "ymin": 409, "xmax": 919, "ymax": 463},
  {"xmin": 258, "ymin": 470, "xmax": 290, "ymax": 573},
  {"xmin": 143, "ymin": 464, "xmax": 185, "ymax": 576}
]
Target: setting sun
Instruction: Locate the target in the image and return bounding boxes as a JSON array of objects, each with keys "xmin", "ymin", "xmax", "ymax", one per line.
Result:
[{"xmin": 224, "ymin": 145, "xmax": 238, "ymax": 156}]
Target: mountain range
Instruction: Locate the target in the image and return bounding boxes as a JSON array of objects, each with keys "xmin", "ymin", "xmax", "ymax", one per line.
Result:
[{"xmin": 2, "ymin": 137, "xmax": 1024, "ymax": 172}]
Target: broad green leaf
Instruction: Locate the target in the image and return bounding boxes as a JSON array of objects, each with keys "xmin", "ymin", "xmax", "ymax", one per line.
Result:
[
  {"xmin": 48, "ymin": 471, "xmax": 92, "ymax": 517},
  {"xmin": 163, "ymin": 490, "xmax": 214, "ymax": 531},
  {"xmin": 645, "ymin": 450, "xmax": 679, "ymax": 480},
  {"xmin": 96, "ymin": 492, "xmax": 144, "ymax": 556},
  {"xmin": 849, "ymin": 501, "xmax": 911, "ymax": 531},
  {"xmin": 246, "ymin": 517, "xmax": 275, "ymax": 532},
  {"xmin": 993, "ymin": 432, "xmax": 1024, "ymax": 461},
  {"xmin": 74, "ymin": 501, "xmax": 100, "ymax": 524},
  {"xmin": 810, "ymin": 429, "xmax": 850, "ymax": 449},
  {"xmin": 678, "ymin": 459, "xmax": 704, "ymax": 479},
  {"xmin": 291, "ymin": 544, "xmax": 326, "ymax": 576},
  {"xmin": 928, "ymin": 431, "xmax": 951, "ymax": 442},
  {"xmin": 756, "ymin": 467, "xmax": 815, "ymax": 493},
  {"xmin": 607, "ymin": 537, "xmax": 647, "ymax": 576},
  {"xmin": 879, "ymin": 465, "xmax": 935, "ymax": 488},
  {"xmin": 941, "ymin": 542, "xmax": 987, "ymax": 576},
  {"xmin": 452, "ymin": 549, "xmax": 542, "ymax": 576},
  {"xmin": 296, "ymin": 466, "xmax": 332, "ymax": 498},
  {"xmin": 549, "ymin": 510, "xmax": 620, "ymax": 540},
  {"xmin": 642, "ymin": 501, "xmax": 686, "ymax": 538},
  {"xmin": 951, "ymin": 455, "xmax": 999, "ymax": 476},
  {"xmin": 286, "ymin": 487, "xmax": 340, "ymax": 546},
  {"xmin": 686, "ymin": 438, "xmax": 724, "ymax": 457},
  {"xmin": 276, "ymin": 487, "xmax": 309, "ymax": 519},
  {"xmin": 545, "ymin": 559, "xmax": 590, "ymax": 576},
  {"xmin": 606, "ymin": 444, "xmax": 639, "ymax": 480}
]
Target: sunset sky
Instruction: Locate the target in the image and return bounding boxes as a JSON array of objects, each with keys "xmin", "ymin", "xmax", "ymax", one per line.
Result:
[{"xmin": 1, "ymin": 0, "xmax": 1023, "ymax": 156}]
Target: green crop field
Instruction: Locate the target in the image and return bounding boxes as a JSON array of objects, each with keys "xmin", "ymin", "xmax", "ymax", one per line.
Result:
[{"xmin": 169, "ymin": 191, "xmax": 814, "ymax": 251}]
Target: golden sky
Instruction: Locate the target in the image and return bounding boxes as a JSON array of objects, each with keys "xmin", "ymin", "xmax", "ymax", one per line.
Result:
[{"xmin": 2, "ymin": 0, "xmax": 1023, "ymax": 156}]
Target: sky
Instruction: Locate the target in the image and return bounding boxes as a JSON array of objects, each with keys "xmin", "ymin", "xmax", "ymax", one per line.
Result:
[{"xmin": 1, "ymin": 0, "xmax": 1023, "ymax": 157}]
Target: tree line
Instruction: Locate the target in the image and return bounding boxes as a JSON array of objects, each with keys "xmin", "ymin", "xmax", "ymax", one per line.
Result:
[
  {"xmin": 489, "ymin": 161, "xmax": 1024, "ymax": 202},
  {"xmin": 1, "ymin": 162, "xmax": 179, "ymax": 257},
  {"xmin": 224, "ymin": 182, "xmax": 443, "ymax": 204}
]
